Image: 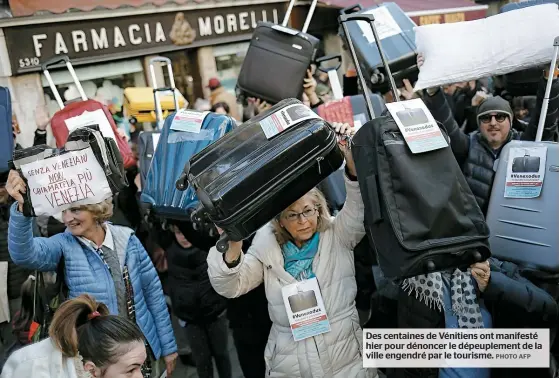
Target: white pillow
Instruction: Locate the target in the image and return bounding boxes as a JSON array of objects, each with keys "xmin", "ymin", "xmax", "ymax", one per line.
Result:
[{"xmin": 413, "ymin": 4, "xmax": 559, "ymax": 90}]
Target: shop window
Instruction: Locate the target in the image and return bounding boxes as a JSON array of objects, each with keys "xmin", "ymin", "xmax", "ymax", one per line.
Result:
[
  {"xmin": 214, "ymin": 42, "xmax": 250, "ymax": 96},
  {"xmin": 161, "ymin": 51, "xmax": 199, "ymax": 107}
]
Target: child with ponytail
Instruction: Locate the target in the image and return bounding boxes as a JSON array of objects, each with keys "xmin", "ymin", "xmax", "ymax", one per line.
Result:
[{"xmin": 1, "ymin": 294, "xmax": 146, "ymax": 378}]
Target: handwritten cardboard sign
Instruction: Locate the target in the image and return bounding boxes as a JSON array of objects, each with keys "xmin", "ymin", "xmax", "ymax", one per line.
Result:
[{"xmin": 20, "ymin": 147, "xmax": 112, "ymax": 216}]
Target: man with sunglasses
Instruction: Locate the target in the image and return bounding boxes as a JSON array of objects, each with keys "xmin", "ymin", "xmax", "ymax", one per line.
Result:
[{"xmin": 420, "ymin": 65, "xmax": 559, "ymax": 215}]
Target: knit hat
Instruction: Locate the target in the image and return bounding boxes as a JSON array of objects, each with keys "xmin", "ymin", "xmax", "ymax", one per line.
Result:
[{"xmin": 477, "ymin": 96, "xmax": 513, "ymax": 125}]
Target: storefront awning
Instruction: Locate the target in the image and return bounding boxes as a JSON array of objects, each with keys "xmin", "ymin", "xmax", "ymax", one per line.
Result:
[
  {"xmin": 8, "ymin": 0, "xmax": 192, "ymax": 17},
  {"xmin": 318, "ymin": 0, "xmax": 488, "ymax": 25}
]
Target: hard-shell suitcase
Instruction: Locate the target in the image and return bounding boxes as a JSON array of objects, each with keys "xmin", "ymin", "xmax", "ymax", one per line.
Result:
[
  {"xmin": 486, "ymin": 36, "xmax": 559, "ymax": 273},
  {"xmin": 500, "ymin": 0, "xmax": 559, "ymax": 96},
  {"xmin": 341, "ymin": 13, "xmax": 490, "ymax": 280},
  {"xmin": 137, "ymin": 58, "xmax": 181, "ymax": 192},
  {"xmin": 138, "ymin": 131, "xmax": 160, "ymax": 191},
  {"xmin": 0, "ymin": 86, "xmax": 13, "ymax": 172},
  {"xmin": 42, "ymin": 55, "xmax": 136, "ymax": 169},
  {"xmin": 339, "ymin": 3, "xmax": 417, "ymax": 94},
  {"xmin": 140, "ymin": 110, "xmax": 236, "ymax": 221},
  {"xmin": 123, "ymin": 87, "xmax": 186, "ymax": 125},
  {"xmin": 176, "ymin": 98, "xmax": 344, "ymax": 252},
  {"xmin": 235, "ymin": 0, "xmax": 319, "ymax": 105}
]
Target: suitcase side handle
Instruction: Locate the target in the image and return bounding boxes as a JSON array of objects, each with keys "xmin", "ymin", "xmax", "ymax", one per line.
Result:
[
  {"xmin": 316, "ymin": 55, "xmax": 342, "ymax": 72},
  {"xmin": 340, "ymin": 4, "xmax": 362, "ymax": 15},
  {"xmin": 42, "ymin": 55, "xmax": 87, "ymax": 110}
]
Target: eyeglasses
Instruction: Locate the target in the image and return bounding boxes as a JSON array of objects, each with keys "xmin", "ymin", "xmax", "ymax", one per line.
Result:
[
  {"xmin": 479, "ymin": 113, "xmax": 508, "ymax": 124},
  {"xmin": 283, "ymin": 208, "xmax": 318, "ymax": 222}
]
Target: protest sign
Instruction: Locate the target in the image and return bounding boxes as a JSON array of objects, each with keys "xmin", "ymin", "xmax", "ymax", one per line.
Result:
[{"xmin": 20, "ymin": 147, "xmax": 112, "ymax": 216}]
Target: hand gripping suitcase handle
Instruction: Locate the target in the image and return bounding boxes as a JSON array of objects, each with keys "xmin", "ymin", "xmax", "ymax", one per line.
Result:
[
  {"xmin": 149, "ymin": 56, "xmax": 180, "ymax": 130},
  {"xmin": 42, "ymin": 55, "xmax": 87, "ymax": 110},
  {"xmin": 536, "ymin": 36, "xmax": 559, "ymax": 142},
  {"xmin": 339, "ymin": 13, "xmax": 400, "ymax": 119}
]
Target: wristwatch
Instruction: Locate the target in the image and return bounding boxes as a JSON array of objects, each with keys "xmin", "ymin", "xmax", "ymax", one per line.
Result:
[{"xmin": 425, "ymin": 87, "xmax": 440, "ymax": 97}]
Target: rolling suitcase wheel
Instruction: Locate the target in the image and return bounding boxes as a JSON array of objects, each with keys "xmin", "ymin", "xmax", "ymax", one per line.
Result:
[
  {"xmin": 216, "ymin": 233, "xmax": 230, "ymax": 253},
  {"xmin": 425, "ymin": 260, "xmax": 436, "ymax": 272},
  {"xmin": 176, "ymin": 161, "xmax": 190, "ymax": 191}
]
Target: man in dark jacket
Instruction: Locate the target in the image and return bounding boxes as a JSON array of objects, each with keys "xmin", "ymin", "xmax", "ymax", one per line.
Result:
[{"xmin": 422, "ymin": 74, "xmax": 559, "ymax": 215}]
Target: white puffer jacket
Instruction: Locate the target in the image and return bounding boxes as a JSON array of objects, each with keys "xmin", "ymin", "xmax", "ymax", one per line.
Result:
[{"xmin": 207, "ymin": 176, "xmax": 378, "ymax": 378}]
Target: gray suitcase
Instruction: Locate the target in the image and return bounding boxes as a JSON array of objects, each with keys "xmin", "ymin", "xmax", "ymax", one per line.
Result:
[{"xmin": 486, "ymin": 37, "xmax": 559, "ymax": 272}]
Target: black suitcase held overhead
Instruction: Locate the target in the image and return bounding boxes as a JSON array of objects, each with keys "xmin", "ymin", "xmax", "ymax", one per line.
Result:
[
  {"xmin": 339, "ymin": 3, "xmax": 418, "ymax": 94},
  {"xmin": 340, "ymin": 13, "xmax": 491, "ymax": 280},
  {"xmin": 235, "ymin": 0, "xmax": 320, "ymax": 105},
  {"xmin": 176, "ymin": 98, "xmax": 344, "ymax": 252}
]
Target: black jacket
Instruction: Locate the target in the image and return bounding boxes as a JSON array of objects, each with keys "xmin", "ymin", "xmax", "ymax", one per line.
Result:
[
  {"xmin": 166, "ymin": 241, "xmax": 227, "ymax": 324},
  {"xmin": 423, "ymin": 77, "xmax": 559, "ymax": 215},
  {"xmin": 392, "ymin": 258, "xmax": 558, "ymax": 378},
  {"xmin": 0, "ymin": 204, "xmax": 31, "ymax": 299}
]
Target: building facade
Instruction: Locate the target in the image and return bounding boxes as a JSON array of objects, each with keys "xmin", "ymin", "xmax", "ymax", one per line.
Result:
[{"xmin": 0, "ymin": 0, "xmax": 286, "ymax": 147}]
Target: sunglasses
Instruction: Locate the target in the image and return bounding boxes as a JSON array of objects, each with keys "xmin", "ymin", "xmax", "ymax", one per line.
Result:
[{"xmin": 479, "ymin": 113, "xmax": 508, "ymax": 124}]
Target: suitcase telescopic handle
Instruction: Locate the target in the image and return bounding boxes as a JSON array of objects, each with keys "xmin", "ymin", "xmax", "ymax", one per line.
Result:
[
  {"xmin": 282, "ymin": 0, "xmax": 318, "ymax": 34},
  {"xmin": 149, "ymin": 56, "xmax": 180, "ymax": 130},
  {"xmin": 536, "ymin": 36, "xmax": 559, "ymax": 142},
  {"xmin": 41, "ymin": 54, "xmax": 87, "ymax": 110},
  {"xmin": 316, "ymin": 55, "xmax": 344, "ymax": 100}
]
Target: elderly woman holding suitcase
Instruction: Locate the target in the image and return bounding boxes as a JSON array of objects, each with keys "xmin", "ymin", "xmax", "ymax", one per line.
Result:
[
  {"xmin": 4, "ymin": 170, "xmax": 178, "ymax": 377},
  {"xmin": 207, "ymin": 123, "xmax": 377, "ymax": 378}
]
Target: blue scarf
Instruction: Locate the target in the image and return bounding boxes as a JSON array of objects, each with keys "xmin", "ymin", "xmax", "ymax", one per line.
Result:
[{"xmin": 282, "ymin": 233, "xmax": 320, "ymax": 281}]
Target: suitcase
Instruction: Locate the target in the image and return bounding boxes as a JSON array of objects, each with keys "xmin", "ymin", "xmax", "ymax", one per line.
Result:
[
  {"xmin": 42, "ymin": 55, "xmax": 136, "ymax": 169},
  {"xmin": 138, "ymin": 131, "xmax": 160, "ymax": 191},
  {"xmin": 339, "ymin": 3, "xmax": 418, "ymax": 94},
  {"xmin": 235, "ymin": 0, "xmax": 320, "ymax": 105},
  {"xmin": 123, "ymin": 87, "xmax": 186, "ymax": 125},
  {"xmin": 511, "ymin": 154, "xmax": 541, "ymax": 173},
  {"xmin": 11, "ymin": 125, "xmax": 127, "ymax": 217},
  {"xmin": 315, "ymin": 54, "xmax": 387, "ymax": 128},
  {"xmin": 140, "ymin": 110, "xmax": 236, "ymax": 221},
  {"xmin": 137, "ymin": 58, "xmax": 181, "ymax": 192},
  {"xmin": 486, "ymin": 36, "xmax": 559, "ymax": 273},
  {"xmin": 175, "ymin": 98, "xmax": 344, "ymax": 252},
  {"xmin": 0, "ymin": 86, "xmax": 13, "ymax": 172},
  {"xmin": 340, "ymin": 13, "xmax": 491, "ymax": 280},
  {"xmin": 500, "ymin": 1, "xmax": 559, "ymax": 96}
]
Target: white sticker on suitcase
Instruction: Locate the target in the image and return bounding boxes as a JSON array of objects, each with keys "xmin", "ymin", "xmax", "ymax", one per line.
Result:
[
  {"xmin": 65, "ymin": 109, "xmax": 117, "ymax": 142},
  {"xmin": 385, "ymin": 98, "xmax": 448, "ymax": 154},
  {"xmin": 504, "ymin": 146, "xmax": 547, "ymax": 199},
  {"xmin": 170, "ymin": 109, "xmax": 209, "ymax": 133},
  {"xmin": 260, "ymin": 104, "xmax": 322, "ymax": 139},
  {"xmin": 359, "ymin": 6, "xmax": 403, "ymax": 43}
]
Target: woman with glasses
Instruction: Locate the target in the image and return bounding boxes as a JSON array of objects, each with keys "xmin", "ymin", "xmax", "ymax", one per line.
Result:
[{"xmin": 207, "ymin": 123, "xmax": 377, "ymax": 378}]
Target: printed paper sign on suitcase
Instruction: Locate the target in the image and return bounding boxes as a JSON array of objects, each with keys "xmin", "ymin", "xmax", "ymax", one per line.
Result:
[
  {"xmin": 505, "ymin": 146, "xmax": 547, "ymax": 199},
  {"xmin": 261, "ymin": 104, "xmax": 322, "ymax": 139},
  {"xmin": 386, "ymin": 99, "xmax": 448, "ymax": 154}
]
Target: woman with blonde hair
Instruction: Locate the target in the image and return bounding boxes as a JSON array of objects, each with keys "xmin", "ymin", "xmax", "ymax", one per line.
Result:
[
  {"xmin": 4, "ymin": 170, "xmax": 178, "ymax": 377},
  {"xmin": 207, "ymin": 123, "xmax": 377, "ymax": 378},
  {"xmin": 1, "ymin": 294, "xmax": 146, "ymax": 377}
]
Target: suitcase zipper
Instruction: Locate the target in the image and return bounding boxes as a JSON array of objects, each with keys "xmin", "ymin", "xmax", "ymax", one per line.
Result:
[{"xmin": 316, "ymin": 156, "xmax": 324, "ymax": 175}]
